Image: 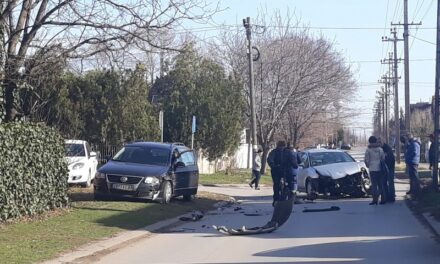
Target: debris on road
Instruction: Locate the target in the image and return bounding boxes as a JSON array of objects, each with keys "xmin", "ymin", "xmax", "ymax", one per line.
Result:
[
  {"xmin": 213, "ymin": 186, "xmax": 294, "ymax": 236},
  {"xmin": 179, "ymin": 210, "xmax": 204, "ymax": 221},
  {"xmin": 302, "ymin": 206, "xmax": 340, "ymax": 213}
]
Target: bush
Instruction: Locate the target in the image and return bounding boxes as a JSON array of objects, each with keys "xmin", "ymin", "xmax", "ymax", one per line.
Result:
[{"xmin": 0, "ymin": 122, "xmax": 69, "ymax": 221}]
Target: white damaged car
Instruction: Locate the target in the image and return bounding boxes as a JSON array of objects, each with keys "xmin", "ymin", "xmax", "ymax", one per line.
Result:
[
  {"xmin": 65, "ymin": 140, "xmax": 98, "ymax": 187},
  {"xmin": 297, "ymin": 149, "xmax": 371, "ymax": 199}
]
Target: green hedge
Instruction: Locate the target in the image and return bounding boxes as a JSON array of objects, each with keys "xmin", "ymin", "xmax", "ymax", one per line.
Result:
[{"xmin": 0, "ymin": 122, "xmax": 69, "ymax": 221}]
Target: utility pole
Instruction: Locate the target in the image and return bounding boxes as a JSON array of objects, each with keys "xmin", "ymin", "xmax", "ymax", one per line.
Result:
[
  {"xmin": 243, "ymin": 17, "xmax": 258, "ymax": 162},
  {"xmin": 380, "ymin": 86, "xmax": 387, "ymax": 142},
  {"xmin": 379, "ymin": 70, "xmax": 394, "ymax": 143},
  {"xmin": 383, "ymin": 29, "xmax": 403, "ymax": 163},
  {"xmin": 433, "ymin": 0, "xmax": 440, "ymax": 190},
  {"xmin": 392, "ymin": 0, "xmax": 422, "ymax": 135}
]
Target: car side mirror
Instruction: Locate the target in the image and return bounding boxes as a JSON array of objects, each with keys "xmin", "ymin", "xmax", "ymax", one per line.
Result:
[
  {"xmin": 175, "ymin": 161, "xmax": 185, "ymax": 169},
  {"xmin": 90, "ymin": 151, "xmax": 97, "ymax": 158}
]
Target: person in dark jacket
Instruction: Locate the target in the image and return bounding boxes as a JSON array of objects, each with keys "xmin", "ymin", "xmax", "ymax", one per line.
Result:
[
  {"xmin": 284, "ymin": 143, "xmax": 299, "ymax": 192},
  {"xmin": 267, "ymin": 141, "xmax": 287, "ymax": 205},
  {"xmin": 402, "ymin": 134, "xmax": 421, "ymax": 196},
  {"xmin": 379, "ymin": 138, "xmax": 396, "ymax": 202}
]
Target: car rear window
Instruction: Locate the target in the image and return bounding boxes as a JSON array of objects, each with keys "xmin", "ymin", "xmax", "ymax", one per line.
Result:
[
  {"xmin": 65, "ymin": 144, "xmax": 86, "ymax": 157},
  {"xmin": 309, "ymin": 152, "xmax": 354, "ymax": 166},
  {"xmin": 112, "ymin": 146, "xmax": 170, "ymax": 166}
]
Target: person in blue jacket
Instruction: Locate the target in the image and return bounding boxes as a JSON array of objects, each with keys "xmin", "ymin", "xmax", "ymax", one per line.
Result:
[{"xmin": 402, "ymin": 134, "xmax": 421, "ymax": 196}]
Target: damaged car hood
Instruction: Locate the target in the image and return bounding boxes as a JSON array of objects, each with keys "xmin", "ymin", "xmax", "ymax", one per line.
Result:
[{"xmin": 314, "ymin": 162, "xmax": 365, "ymax": 179}]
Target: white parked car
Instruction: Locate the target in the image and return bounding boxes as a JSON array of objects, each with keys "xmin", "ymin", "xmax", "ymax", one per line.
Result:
[{"xmin": 65, "ymin": 140, "xmax": 98, "ymax": 187}]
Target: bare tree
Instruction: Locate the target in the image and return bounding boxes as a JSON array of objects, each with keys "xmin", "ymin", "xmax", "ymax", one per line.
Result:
[
  {"xmin": 213, "ymin": 10, "xmax": 356, "ymax": 172},
  {"xmin": 0, "ymin": 0, "xmax": 219, "ymax": 122}
]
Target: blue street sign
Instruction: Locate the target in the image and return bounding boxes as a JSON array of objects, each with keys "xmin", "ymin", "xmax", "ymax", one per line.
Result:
[{"xmin": 192, "ymin": 116, "xmax": 196, "ymax": 134}]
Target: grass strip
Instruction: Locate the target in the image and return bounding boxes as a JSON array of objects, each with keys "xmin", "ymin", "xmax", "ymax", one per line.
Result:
[{"xmin": 199, "ymin": 170, "xmax": 273, "ymax": 186}]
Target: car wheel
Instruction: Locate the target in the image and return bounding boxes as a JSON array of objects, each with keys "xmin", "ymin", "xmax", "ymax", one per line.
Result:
[
  {"xmin": 306, "ymin": 179, "xmax": 318, "ymax": 200},
  {"xmin": 360, "ymin": 171, "xmax": 371, "ymax": 195},
  {"xmin": 82, "ymin": 170, "xmax": 92, "ymax": 188},
  {"xmin": 161, "ymin": 181, "xmax": 172, "ymax": 204}
]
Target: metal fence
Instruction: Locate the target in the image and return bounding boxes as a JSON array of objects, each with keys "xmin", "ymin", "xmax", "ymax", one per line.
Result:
[{"xmin": 91, "ymin": 143, "xmax": 121, "ymax": 164}]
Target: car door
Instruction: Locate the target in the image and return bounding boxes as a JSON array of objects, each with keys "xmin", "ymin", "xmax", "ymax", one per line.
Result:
[
  {"xmin": 86, "ymin": 142, "xmax": 98, "ymax": 176},
  {"xmin": 173, "ymin": 151, "xmax": 198, "ymax": 194},
  {"xmin": 297, "ymin": 152, "xmax": 310, "ymax": 191}
]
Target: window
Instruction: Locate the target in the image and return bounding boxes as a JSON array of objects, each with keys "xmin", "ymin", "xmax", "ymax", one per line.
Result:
[
  {"xmin": 309, "ymin": 152, "xmax": 354, "ymax": 166},
  {"xmin": 181, "ymin": 152, "xmax": 195, "ymax": 166},
  {"xmin": 112, "ymin": 146, "xmax": 170, "ymax": 166},
  {"xmin": 300, "ymin": 153, "xmax": 309, "ymax": 168},
  {"xmin": 65, "ymin": 144, "xmax": 86, "ymax": 157}
]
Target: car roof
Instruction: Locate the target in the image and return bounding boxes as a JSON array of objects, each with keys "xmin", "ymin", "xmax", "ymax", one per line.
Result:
[
  {"xmin": 126, "ymin": 141, "xmax": 189, "ymax": 150},
  {"xmin": 65, "ymin": 139, "xmax": 86, "ymax": 144},
  {"xmin": 303, "ymin": 149, "xmax": 346, "ymax": 153}
]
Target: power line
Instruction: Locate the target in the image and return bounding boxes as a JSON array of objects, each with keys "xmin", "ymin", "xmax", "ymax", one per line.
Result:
[{"xmin": 410, "ymin": 34, "xmax": 436, "ymax": 45}]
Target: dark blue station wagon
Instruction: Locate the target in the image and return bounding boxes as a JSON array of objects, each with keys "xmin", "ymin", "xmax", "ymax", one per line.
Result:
[{"xmin": 93, "ymin": 142, "xmax": 199, "ymax": 203}]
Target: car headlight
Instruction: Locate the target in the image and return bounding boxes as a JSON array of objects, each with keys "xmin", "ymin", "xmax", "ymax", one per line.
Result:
[
  {"xmin": 144, "ymin": 177, "xmax": 160, "ymax": 185},
  {"xmin": 95, "ymin": 172, "xmax": 106, "ymax": 179},
  {"xmin": 72, "ymin": 163, "xmax": 85, "ymax": 170}
]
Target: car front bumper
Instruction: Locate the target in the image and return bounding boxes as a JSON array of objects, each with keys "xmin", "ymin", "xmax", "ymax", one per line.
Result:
[
  {"xmin": 93, "ymin": 176, "xmax": 161, "ymax": 200},
  {"xmin": 68, "ymin": 168, "xmax": 89, "ymax": 184},
  {"xmin": 317, "ymin": 172, "xmax": 366, "ymax": 195}
]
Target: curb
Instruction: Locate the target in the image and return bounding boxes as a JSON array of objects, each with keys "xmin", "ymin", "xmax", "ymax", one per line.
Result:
[
  {"xmin": 423, "ymin": 212, "xmax": 440, "ymax": 237},
  {"xmin": 405, "ymin": 198, "xmax": 440, "ymax": 240},
  {"xmin": 41, "ymin": 213, "xmax": 191, "ymax": 264}
]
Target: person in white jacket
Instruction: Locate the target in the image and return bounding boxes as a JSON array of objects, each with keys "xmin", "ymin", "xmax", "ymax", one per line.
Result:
[{"xmin": 364, "ymin": 136, "xmax": 386, "ymax": 205}]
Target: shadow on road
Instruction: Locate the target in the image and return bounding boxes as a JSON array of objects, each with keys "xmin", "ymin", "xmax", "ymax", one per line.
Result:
[{"xmin": 253, "ymin": 236, "xmax": 437, "ymax": 262}]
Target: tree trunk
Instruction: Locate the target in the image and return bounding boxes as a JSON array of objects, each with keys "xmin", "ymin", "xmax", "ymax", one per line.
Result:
[
  {"xmin": 4, "ymin": 77, "xmax": 17, "ymax": 122},
  {"xmin": 260, "ymin": 142, "xmax": 270, "ymax": 175}
]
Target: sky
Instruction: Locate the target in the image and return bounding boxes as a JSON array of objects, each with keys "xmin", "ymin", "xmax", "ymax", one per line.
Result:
[{"xmin": 195, "ymin": 0, "xmax": 438, "ymax": 136}]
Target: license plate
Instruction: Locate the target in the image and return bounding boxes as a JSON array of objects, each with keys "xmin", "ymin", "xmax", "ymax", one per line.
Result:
[{"xmin": 112, "ymin": 183, "xmax": 135, "ymax": 191}]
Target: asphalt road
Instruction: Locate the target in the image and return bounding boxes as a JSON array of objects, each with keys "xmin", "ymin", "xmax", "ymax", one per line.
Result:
[{"xmin": 94, "ymin": 183, "xmax": 440, "ymax": 264}]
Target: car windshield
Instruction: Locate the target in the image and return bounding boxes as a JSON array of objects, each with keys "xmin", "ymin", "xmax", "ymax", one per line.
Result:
[
  {"xmin": 65, "ymin": 143, "xmax": 86, "ymax": 157},
  {"xmin": 112, "ymin": 146, "xmax": 170, "ymax": 166},
  {"xmin": 309, "ymin": 152, "xmax": 354, "ymax": 167}
]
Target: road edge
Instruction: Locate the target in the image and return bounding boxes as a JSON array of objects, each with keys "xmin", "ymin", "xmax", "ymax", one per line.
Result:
[
  {"xmin": 405, "ymin": 197, "xmax": 440, "ymax": 242},
  {"xmin": 41, "ymin": 197, "xmax": 233, "ymax": 264},
  {"xmin": 40, "ymin": 214, "xmax": 185, "ymax": 264}
]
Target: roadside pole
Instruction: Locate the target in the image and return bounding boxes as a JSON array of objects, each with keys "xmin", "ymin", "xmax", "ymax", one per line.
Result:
[
  {"xmin": 159, "ymin": 110, "xmax": 164, "ymax": 143},
  {"xmin": 433, "ymin": 0, "xmax": 440, "ymax": 190},
  {"xmin": 191, "ymin": 116, "xmax": 196, "ymax": 149},
  {"xmin": 243, "ymin": 17, "xmax": 258, "ymax": 177},
  {"xmin": 383, "ymin": 29, "xmax": 403, "ymax": 163}
]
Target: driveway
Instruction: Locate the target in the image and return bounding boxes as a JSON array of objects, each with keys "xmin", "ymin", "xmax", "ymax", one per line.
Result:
[{"xmin": 91, "ymin": 182, "xmax": 440, "ymax": 264}]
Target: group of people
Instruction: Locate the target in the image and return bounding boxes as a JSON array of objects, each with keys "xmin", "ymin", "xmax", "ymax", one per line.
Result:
[
  {"xmin": 249, "ymin": 141, "xmax": 301, "ymax": 206},
  {"xmin": 364, "ymin": 136, "xmax": 396, "ymax": 204},
  {"xmin": 364, "ymin": 133, "xmax": 421, "ymax": 205},
  {"xmin": 250, "ymin": 133, "xmax": 423, "ymax": 206}
]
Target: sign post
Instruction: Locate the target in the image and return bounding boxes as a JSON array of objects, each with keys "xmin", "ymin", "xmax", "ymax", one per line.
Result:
[
  {"xmin": 159, "ymin": 111, "xmax": 164, "ymax": 143},
  {"xmin": 191, "ymin": 116, "xmax": 196, "ymax": 149}
]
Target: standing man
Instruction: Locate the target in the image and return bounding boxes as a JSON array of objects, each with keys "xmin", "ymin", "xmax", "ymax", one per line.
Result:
[
  {"xmin": 403, "ymin": 134, "xmax": 421, "ymax": 196},
  {"xmin": 249, "ymin": 148, "xmax": 263, "ymax": 190},
  {"xmin": 267, "ymin": 141, "xmax": 287, "ymax": 206}
]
